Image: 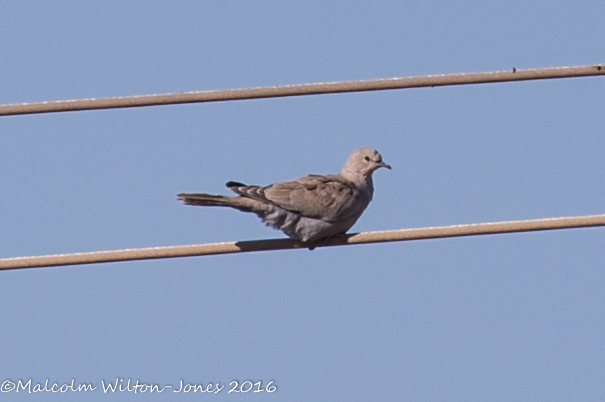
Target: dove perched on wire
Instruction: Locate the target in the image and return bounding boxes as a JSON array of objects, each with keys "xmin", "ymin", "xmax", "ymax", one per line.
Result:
[{"xmin": 178, "ymin": 147, "xmax": 391, "ymax": 243}]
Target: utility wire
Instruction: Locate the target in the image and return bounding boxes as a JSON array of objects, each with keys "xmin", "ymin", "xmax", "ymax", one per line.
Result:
[
  {"xmin": 2, "ymin": 213, "xmax": 604, "ymax": 270},
  {"xmin": 0, "ymin": 64, "xmax": 603, "ymax": 116}
]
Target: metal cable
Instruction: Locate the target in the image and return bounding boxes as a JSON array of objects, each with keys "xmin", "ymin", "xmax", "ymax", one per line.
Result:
[
  {"xmin": 0, "ymin": 64, "xmax": 603, "ymax": 116},
  {"xmin": 2, "ymin": 213, "xmax": 604, "ymax": 270}
]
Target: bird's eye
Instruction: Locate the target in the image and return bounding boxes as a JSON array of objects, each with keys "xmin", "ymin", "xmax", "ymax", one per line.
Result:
[{"xmin": 364, "ymin": 156, "xmax": 370, "ymax": 162}]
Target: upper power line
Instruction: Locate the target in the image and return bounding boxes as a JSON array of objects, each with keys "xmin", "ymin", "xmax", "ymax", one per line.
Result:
[{"xmin": 0, "ymin": 64, "xmax": 603, "ymax": 117}]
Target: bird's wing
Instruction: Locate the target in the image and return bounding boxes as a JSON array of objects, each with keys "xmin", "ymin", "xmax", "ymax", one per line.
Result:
[{"xmin": 227, "ymin": 175, "xmax": 363, "ymax": 222}]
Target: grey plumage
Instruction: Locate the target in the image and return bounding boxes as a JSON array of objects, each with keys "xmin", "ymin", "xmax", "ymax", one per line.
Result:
[{"xmin": 178, "ymin": 147, "xmax": 391, "ymax": 243}]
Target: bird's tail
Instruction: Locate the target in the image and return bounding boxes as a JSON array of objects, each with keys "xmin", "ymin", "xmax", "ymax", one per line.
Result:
[
  {"xmin": 177, "ymin": 192, "xmax": 259, "ymax": 213},
  {"xmin": 177, "ymin": 193, "xmax": 233, "ymax": 207}
]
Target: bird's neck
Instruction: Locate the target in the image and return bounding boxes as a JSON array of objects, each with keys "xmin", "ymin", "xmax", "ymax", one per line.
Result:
[{"xmin": 341, "ymin": 169, "xmax": 374, "ymax": 191}]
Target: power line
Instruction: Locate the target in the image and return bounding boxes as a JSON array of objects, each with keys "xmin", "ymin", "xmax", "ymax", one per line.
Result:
[
  {"xmin": 0, "ymin": 64, "xmax": 603, "ymax": 116},
  {"xmin": 2, "ymin": 213, "xmax": 604, "ymax": 270}
]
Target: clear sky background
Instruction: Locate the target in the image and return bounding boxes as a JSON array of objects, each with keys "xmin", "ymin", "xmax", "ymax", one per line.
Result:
[{"xmin": 1, "ymin": 1, "xmax": 605, "ymax": 401}]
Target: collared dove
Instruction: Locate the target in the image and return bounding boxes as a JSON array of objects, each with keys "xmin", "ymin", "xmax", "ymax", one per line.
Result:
[{"xmin": 178, "ymin": 147, "xmax": 390, "ymax": 243}]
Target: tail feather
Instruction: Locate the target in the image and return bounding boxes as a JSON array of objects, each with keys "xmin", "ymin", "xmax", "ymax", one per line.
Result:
[
  {"xmin": 177, "ymin": 193, "xmax": 231, "ymax": 207},
  {"xmin": 177, "ymin": 192, "xmax": 260, "ymax": 213}
]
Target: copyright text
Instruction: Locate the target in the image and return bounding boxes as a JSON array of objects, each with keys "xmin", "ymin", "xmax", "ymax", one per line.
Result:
[{"xmin": 2, "ymin": 378, "xmax": 277, "ymax": 395}]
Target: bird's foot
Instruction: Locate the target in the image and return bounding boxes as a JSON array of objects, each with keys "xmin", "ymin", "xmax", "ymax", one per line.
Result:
[{"xmin": 306, "ymin": 233, "xmax": 349, "ymax": 251}]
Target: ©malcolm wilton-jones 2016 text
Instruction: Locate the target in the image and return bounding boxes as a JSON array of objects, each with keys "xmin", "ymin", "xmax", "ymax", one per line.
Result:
[{"xmin": 1, "ymin": 378, "xmax": 277, "ymax": 394}]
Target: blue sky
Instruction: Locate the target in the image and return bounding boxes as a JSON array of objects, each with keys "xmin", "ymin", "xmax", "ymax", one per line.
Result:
[{"xmin": 1, "ymin": 1, "xmax": 605, "ymax": 401}]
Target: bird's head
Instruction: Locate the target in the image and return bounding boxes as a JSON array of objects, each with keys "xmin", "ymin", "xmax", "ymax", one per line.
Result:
[{"xmin": 341, "ymin": 147, "xmax": 391, "ymax": 179}]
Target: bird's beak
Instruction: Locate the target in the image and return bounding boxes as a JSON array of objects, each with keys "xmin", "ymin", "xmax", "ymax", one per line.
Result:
[{"xmin": 380, "ymin": 162, "xmax": 392, "ymax": 170}]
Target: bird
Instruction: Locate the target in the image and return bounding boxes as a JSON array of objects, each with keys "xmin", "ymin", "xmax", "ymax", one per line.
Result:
[{"xmin": 178, "ymin": 147, "xmax": 391, "ymax": 244}]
